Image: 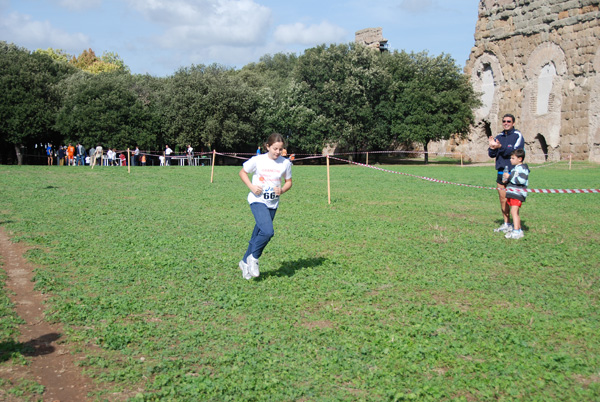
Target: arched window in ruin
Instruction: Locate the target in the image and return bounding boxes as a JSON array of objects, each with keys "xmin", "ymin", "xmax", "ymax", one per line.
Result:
[
  {"xmin": 535, "ymin": 134, "xmax": 549, "ymax": 160},
  {"xmin": 484, "ymin": 120, "xmax": 492, "ymax": 139},
  {"xmin": 480, "ymin": 64, "xmax": 495, "ymax": 116},
  {"xmin": 537, "ymin": 63, "xmax": 556, "ymax": 115},
  {"xmin": 522, "ymin": 42, "xmax": 566, "ymax": 156}
]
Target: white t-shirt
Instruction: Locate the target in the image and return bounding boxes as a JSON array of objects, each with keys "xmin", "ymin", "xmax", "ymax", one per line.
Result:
[
  {"xmin": 243, "ymin": 154, "xmax": 292, "ymax": 209},
  {"xmin": 165, "ymin": 147, "xmax": 173, "ymax": 156}
]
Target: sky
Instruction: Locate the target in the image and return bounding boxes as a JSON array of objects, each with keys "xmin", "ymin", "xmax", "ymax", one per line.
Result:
[{"xmin": 0, "ymin": 0, "xmax": 480, "ymax": 77}]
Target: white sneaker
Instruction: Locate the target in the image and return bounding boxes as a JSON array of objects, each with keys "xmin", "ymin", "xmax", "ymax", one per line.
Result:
[
  {"xmin": 494, "ymin": 223, "xmax": 513, "ymax": 233},
  {"xmin": 505, "ymin": 230, "xmax": 524, "ymax": 239},
  {"xmin": 247, "ymin": 254, "xmax": 260, "ymax": 277},
  {"xmin": 238, "ymin": 260, "xmax": 252, "ymax": 280}
]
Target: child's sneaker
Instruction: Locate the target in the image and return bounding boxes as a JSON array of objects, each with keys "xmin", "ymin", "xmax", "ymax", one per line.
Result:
[
  {"xmin": 505, "ymin": 230, "xmax": 524, "ymax": 239},
  {"xmin": 239, "ymin": 260, "xmax": 252, "ymax": 280},
  {"xmin": 494, "ymin": 223, "xmax": 513, "ymax": 233},
  {"xmin": 247, "ymin": 254, "xmax": 260, "ymax": 277}
]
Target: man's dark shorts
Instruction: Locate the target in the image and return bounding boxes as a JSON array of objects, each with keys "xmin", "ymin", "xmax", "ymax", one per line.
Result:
[{"xmin": 496, "ymin": 171, "xmax": 506, "ymax": 185}]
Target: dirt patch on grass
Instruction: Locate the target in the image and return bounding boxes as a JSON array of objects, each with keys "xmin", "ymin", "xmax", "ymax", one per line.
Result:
[{"xmin": 0, "ymin": 227, "xmax": 99, "ymax": 401}]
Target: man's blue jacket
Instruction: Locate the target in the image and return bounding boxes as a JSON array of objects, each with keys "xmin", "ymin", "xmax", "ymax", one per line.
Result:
[{"xmin": 488, "ymin": 128, "xmax": 524, "ymax": 171}]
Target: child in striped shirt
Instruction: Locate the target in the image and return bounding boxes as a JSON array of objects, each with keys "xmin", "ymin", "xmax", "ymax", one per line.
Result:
[{"xmin": 502, "ymin": 149, "xmax": 529, "ymax": 239}]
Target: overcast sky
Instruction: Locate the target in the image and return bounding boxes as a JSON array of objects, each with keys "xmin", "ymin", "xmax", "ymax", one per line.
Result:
[{"xmin": 1, "ymin": 0, "xmax": 479, "ymax": 77}]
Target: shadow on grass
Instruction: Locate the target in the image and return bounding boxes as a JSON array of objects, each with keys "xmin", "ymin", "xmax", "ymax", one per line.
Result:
[
  {"xmin": 0, "ymin": 333, "xmax": 60, "ymax": 363},
  {"xmin": 257, "ymin": 257, "xmax": 327, "ymax": 280}
]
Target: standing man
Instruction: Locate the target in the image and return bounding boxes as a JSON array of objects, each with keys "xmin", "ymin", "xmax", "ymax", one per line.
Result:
[
  {"xmin": 76, "ymin": 142, "xmax": 86, "ymax": 165},
  {"xmin": 58, "ymin": 146, "xmax": 66, "ymax": 166},
  {"xmin": 488, "ymin": 113, "xmax": 524, "ymax": 233},
  {"xmin": 165, "ymin": 145, "xmax": 173, "ymax": 166},
  {"xmin": 133, "ymin": 146, "xmax": 140, "ymax": 166},
  {"xmin": 186, "ymin": 144, "xmax": 194, "ymax": 166}
]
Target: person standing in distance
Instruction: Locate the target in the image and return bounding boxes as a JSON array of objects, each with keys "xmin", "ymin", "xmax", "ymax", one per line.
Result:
[
  {"xmin": 488, "ymin": 114, "xmax": 524, "ymax": 233},
  {"xmin": 46, "ymin": 143, "xmax": 54, "ymax": 166},
  {"xmin": 238, "ymin": 133, "xmax": 292, "ymax": 280},
  {"xmin": 186, "ymin": 144, "xmax": 194, "ymax": 166},
  {"xmin": 164, "ymin": 145, "xmax": 173, "ymax": 166}
]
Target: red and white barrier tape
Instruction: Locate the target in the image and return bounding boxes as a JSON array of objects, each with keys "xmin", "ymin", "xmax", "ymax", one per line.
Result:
[
  {"xmin": 328, "ymin": 156, "xmax": 600, "ymax": 194},
  {"xmin": 215, "ymin": 152, "xmax": 250, "ymax": 161}
]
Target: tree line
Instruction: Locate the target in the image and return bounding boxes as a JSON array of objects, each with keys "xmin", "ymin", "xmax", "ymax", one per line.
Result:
[{"xmin": 0, "ymin": 40, "xmax": 480, "ymax": 165}]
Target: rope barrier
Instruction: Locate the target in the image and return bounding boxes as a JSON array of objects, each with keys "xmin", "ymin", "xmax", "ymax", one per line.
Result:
[{"xmin": 328, "ymin": 156, "xmax": 600, "ymax": 194}]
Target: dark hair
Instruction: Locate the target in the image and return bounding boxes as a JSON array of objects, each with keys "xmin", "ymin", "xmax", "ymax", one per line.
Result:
[
  {"xmin": 264, "ymin": 133, "xmax": 285, "ymax": 148},
  {"xmin": 511, "ymin": 148, "xmax": 525, "ymax": 161},
  {"xmin": 503, "ymin": 113, "xmax": 515, "ymax": 123}
]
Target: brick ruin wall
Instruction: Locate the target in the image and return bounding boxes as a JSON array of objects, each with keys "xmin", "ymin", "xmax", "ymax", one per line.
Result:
[{"xmin": 430, "ymin": 0, "xmax": 600, "ymax": 163}]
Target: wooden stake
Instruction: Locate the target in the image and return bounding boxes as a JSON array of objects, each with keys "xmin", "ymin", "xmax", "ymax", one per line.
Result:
[
  {"xmin": 366, "ymin": 152, "xmax": 369, "ymax": 165},
  {"xmin": 210, "ymin": 149, "xmax": 216, "ymax": 183},
  {"xmin": 127, "ymin": 148, "xmax": 131, "ymax": 174},
  {"xmin": 327, "ymin": 155, "xmax": 331, "ymax": 205},
  {"xmin": 569, "ymin": 153, "xmax": 572, "ymax": 170}
]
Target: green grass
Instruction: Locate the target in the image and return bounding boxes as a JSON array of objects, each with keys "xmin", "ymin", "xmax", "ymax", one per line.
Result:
[{"xmin": 0, "ymin": 162, "xmax": 599, "ymax": 401}]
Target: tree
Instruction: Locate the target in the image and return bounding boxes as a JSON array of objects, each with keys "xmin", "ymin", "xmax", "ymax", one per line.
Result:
[
  {"xmin": 283, "ymin": 43, "xmax": 391, "ymax": 159},
  {"xmin": 34, "ymin": 48, "xmax": 71, "ymax": 63},
  {"xmin": 70, "ymin": 48, "xmax": 127, "ymax": 74},
  {"xmin": 157, "ymin": 64, "xmax": 262, "ymax": 153},
  {"xmin": 385, "ymin": 51, "xmax": 481, "ymax": 163},
  {"xmin": 200, "ymin": 68, "xmax": 261, "ymax": 151},
  {"xmin": 55, "ymin": 71, "xmax": 156, "ymax": 150},
  {"xmin": 0, "ymin": 42, "xmax": 75, "ymax": 164}
]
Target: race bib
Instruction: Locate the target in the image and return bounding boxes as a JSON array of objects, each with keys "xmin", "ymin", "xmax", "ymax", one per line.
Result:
[{"xmin": 262, "ymin": 186, "xmax": 279, "ymax": 201}]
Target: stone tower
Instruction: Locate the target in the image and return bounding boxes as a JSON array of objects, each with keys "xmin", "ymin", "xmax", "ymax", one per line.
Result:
[
  {"xmin": 461, "ymin": 0, "xmax": 600, "ymax": 162},
  {"xmin": 355, "ymin": 28, "xmax": 388, "ymax": 52}
]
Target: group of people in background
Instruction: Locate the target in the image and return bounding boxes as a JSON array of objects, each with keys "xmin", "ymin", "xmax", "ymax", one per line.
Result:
[{"xmin": 44, "ymin": 143, "xmax": 145, "ymax": 166}]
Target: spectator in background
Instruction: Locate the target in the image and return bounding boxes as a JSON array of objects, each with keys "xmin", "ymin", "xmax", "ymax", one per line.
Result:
[
  {"xmin": 186, "ymin": 144, "xmax": 194, "ymax": 166},
  {"xmin": 46, "ymin": 143, "xmax": 54, "ymax": 166},
  {"xmin": 107, "ymin": 148, "xmax": 116, "ymax": 166},
  {"xmin": 58, "ymin": 146, "xmax": 66, "ymax": 166},
  {"xmin": 67, "ymin": 143, "xmax": 75, "ymax": 166},
  {"xmin": 76, "ymin": 143, "xmax": 86, "ymax": 165},
  {"xmin": 133, "ymin": 146, "xmax": 140, "ymax": 166},
  {"xmin": 94, "ymin": 144, "xmax": 103, "ymax": 166},
  {"xmin": 165, "ymin": 145, "xmax": 173, "ymax": 166}
]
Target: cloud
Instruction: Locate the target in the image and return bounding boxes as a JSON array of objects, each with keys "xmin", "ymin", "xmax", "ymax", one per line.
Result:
[
  {"xmin": 55, "ymin": 0, "xmax": 102, "ymax": 11},
  {"xmin": 126, "ymin": 0, "xmax": 272, "ymax": 48},
  {"xmin": 274, "ymin": 21, "xmax": 347, "ymax": 46},
  {"xmin": 399, "ymin": 0, "xmax": 436, "ymax": 14},
  {"xmin": 0, "ymin": 11, "xmax": 89, "ymax": 51}
]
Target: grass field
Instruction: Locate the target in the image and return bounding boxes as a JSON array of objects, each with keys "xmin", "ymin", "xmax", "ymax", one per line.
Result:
[{"xmin": 0, "ymin": 161, "xmax": 599, "ymax": 401}]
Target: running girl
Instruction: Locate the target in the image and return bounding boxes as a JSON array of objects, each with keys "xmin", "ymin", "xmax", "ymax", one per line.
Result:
[{"xmin": 238, "ymin": 133, "xmax": 292, "ymax": 280}]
